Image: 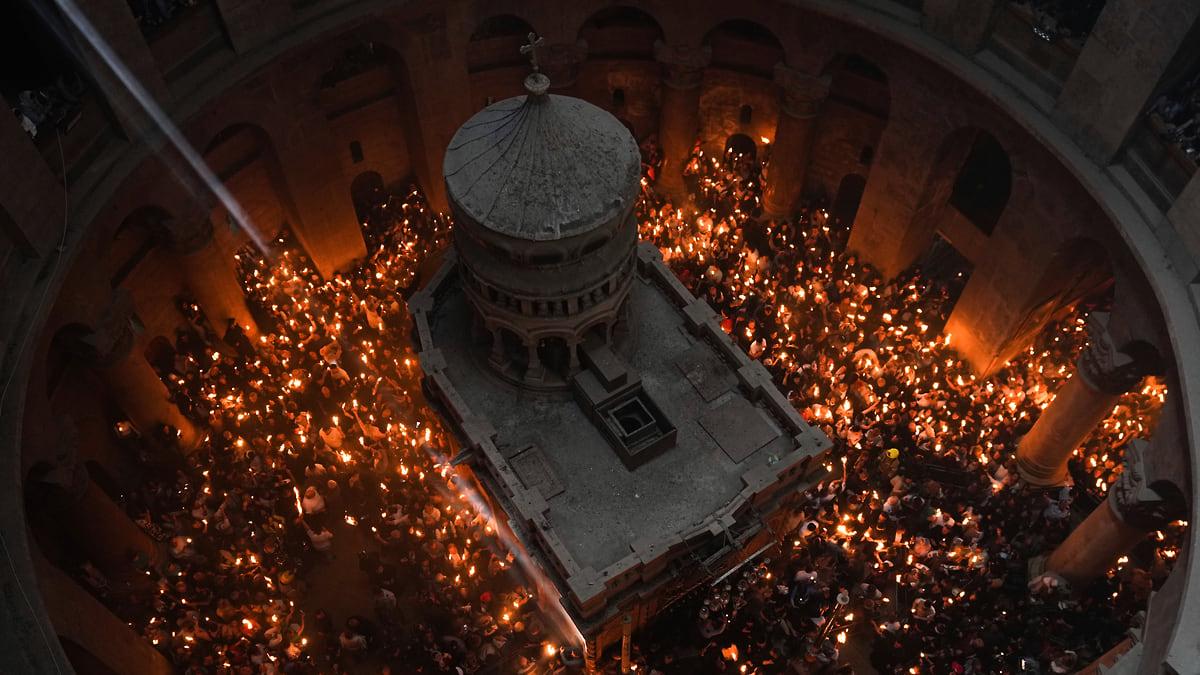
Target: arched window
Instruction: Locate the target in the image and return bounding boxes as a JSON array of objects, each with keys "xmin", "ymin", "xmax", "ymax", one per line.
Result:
[
  {"xmin": 612, "ymin": 88, "xmax": 626, "ymax": 109},
  {"xmin": 349, "ymin": 141, "xmax": 364, "ymax": 164},
  {"xmin": 739, "ymin": 105, "xmax": 753, "ymax": 125},
  {"xmin": 949, "ymin": 132, "xmax": 1011, "ymax": 236}
]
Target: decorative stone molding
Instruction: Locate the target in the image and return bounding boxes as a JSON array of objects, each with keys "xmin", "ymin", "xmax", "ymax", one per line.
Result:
[
  {"xmin": 1077, "ymin": 311, "xmax": 1145, "ymax": 395},
  {"xmin": 653, "ymin": 41, "xmax": 712, "ymax": 89},
  {"xmin": 1108, "ymin": 439, "xmax": 1186, "ymax": 530},
  {"xmin": 773, "ymin": 64, "xmax": 831, "ymax": 119}
]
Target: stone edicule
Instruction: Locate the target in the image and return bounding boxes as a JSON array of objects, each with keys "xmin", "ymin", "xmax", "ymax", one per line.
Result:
[
  {"xmin": 443, "ymin": 74, "xmax": 643, "ymax": 388},
  {"xmin": 409, "ymin": 243, "xmax": 831, "ymax": 632}
]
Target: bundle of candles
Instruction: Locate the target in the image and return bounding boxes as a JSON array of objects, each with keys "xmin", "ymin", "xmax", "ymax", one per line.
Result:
[{"xmin": 104, "ymin": 142, "xmax": 1184, "ymax": 675}]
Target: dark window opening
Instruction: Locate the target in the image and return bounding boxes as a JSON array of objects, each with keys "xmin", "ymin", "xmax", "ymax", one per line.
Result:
[
  {"xmin": 949, "ymin": 132, "xmax": 1011, "ymax": 236},
  {"xmin": 349, "ymin": 141, "xmax": 364, "ymax": 164},
  {"xmin": 739, "ymin": 104, "xmax": 753, "ymax": 125},
  {"xmin": 859, "ymin": 145, "xmax": 874, "ymax": 166},
  {"xmin": 612, "ymin": 88, "xmax": 626, "ymax": 109}
]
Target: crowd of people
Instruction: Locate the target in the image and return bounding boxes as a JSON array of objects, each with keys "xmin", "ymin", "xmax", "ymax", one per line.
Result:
[
  {"xmin": 101, "ymin": 187, "xmax": 577, "ymax": 674},
  {"xmin": 633, "ymin": 144, "xmax": 1179, "ymax": 674},
  {"xmin": 7, "ymin": 72, "xmax": 85, "ymax": 140},
  {"xmin": 1012, "ymin": 0, "xmax": 1107, "ymax": 42},
  {"xmin": 77, "ymin": 135, "xmax": 1187, "ymax": 675},
  {"xmin": 126, "ymin": 0, "xmax": 205, "ymax": 36},
  {"xmin": 1149, "ymin": 64, "xmax": 1200, "ymax": 161}
]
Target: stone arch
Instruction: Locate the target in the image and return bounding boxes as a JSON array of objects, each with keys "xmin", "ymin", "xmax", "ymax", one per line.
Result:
[
  {"xmin": 702, "ymin": 19, "xmax": 784, "ymax": 79},
  {"xmin": 823, "ymin": 53, "xmax": 890, "ymax": 118},
  {"xmin": 577, "ymin": 6, "xmax": 664, "ymax": 60},
  {"xmin": 468, "ymin": 14, "xmax": 537, "ymax": 73},
  {"xmin": 108, "ymin": 205, "xmax": 170, "ymax": 287},
  {"xmin": 201, "ymin": 121, "xmax": 292, "ymax": 246},
  {"xmin": 800, "ymin": 53, "xmax": 891, "ymax": 200}
]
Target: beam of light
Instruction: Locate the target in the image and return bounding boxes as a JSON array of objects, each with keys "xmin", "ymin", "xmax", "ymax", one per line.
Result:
[
  {"xmin": 46, "ymin": 0, "xmax": 271, "ymax": 256},
  {"xmin": 420, "ymin": 442, "xmax": 587, "ymax": 650}
]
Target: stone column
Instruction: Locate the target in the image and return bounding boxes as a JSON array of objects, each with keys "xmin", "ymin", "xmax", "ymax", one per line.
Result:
[
  {"xmin": 567, "ymin": 337, "xmax": 581, "ymax": 375},
  {"xmin": 84, "ymin": 291, "xmax": 200, "ymax": 451},
  {"xmin": 31, "ymin": 451, "xmax": 159, "ymax": 582},
  {"xmin": 1017, "ymin": 312, "xmax": 1146, "ymax": 486},
  {"xmin": 1038, "ymin": 439, "xmax": 1184, "ymax": 587},
  {"xmin": 161, "ymin": 212, "xmax": 258, "ymax": 337},
  {"xmin": 1055, "ymin": 0, "xmax": 1200, "ymax": 163},
  {"xmin": 654, "ymin": 42, "xmax": 712, "ymax": 201},
  {"xmin": 270, "ymin": 86, "xmax": 368, "ymax": 279},
  {"xmin": 524, "ymin": 342, "xmax": 545, "ymax": 386},
  {"xmin": 584, "ymin": 635, "xmax": 598, "ymax": 674},
  {"xmin": 488, "ymin": 327, "xmax": 506, "ymax": 371},
  {"xmin": 621, "ymin": 614, "xmax": 633, "ymax": 673},
  {"xmin": 762, "ymin": 65, "xmax": 831, "ymax": 220}
]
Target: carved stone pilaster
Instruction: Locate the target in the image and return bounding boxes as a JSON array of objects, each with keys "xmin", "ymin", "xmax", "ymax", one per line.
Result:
[
  {"xmin": 542, "ymin": 40, "xmax": 588, "ymax": 88},
  {"xmin": 1076, "ymin": 311, "xmax": 1146, "ymax": 395},
  {"xmin": 654, "ymin": 41, "xmax": 712, "ymax": 89},
  {"xmin": 1107, "ymin": 439, "xmax": 1186, "ymax": 530},
  {"xmin": 78, "ymin": 290, "xmax": 137, "ymax": 367},
  {"xmin": 773, "ymin": 64, "xmax": 830, "ymax": 119}
]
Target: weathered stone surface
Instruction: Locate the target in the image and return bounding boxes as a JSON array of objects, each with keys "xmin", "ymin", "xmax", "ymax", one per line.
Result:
[{"xmin": 443, "ymin": 75, "xmax": 641, "ymax": 242}]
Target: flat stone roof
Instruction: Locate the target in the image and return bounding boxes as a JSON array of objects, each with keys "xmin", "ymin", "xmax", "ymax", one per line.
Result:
[{"xmin": 428, "ymin": 267, "xmax": 801, "ymax": 573}]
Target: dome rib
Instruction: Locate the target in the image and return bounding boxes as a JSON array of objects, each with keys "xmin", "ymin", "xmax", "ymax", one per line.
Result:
[{"xmin": 444, "ymin": 87, "xmax": 641, "ymax": 241}]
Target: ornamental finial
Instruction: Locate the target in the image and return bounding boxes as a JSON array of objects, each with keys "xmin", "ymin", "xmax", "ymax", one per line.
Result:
[{"xmin": 520, "ymin": 32, "xmax": 546, "ymax": 72}]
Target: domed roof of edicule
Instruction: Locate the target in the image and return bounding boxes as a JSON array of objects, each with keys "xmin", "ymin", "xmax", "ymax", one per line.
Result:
[{"xmin": 443, "ymin": 73, "xmax": 641, "ymax": 242}]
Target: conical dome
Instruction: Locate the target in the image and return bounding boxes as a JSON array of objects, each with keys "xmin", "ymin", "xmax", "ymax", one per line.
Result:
[{"xmin": 443, "ymin": 74, "xmax": 641, "ymax": 242}]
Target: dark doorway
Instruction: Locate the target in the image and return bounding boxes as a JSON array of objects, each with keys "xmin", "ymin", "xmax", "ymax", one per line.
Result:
[
  {"xmin": 831, "ymin": 174, "xmax": 867, "ymax": 231},
  {"xmin": 724, "ymin": 133, "xmax": 757, "ymax": 161},
  {"xmin": 350, "ymin": 170, "xmax": 385, "ymax": 223},
  {"xmin": 916, "ymin": 233, "xmax": 974, "ymax": 334},
  {"xmin": 538, "ymin": 337, "xmax": 569, "ymax": 376}
]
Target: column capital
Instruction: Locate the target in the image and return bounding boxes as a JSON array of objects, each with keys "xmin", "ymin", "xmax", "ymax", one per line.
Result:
[
  {"xmin": 1107, "ymin": 439, "xmax": 1186, "ymax": 530},
  {"xmin": 542, "ymin": 40, "xmax": 589, "ymax": 88},
  {"xmin": 1077, "ymin": 311, "xmax": 1146, "ymax": 395},
  {"xmin": 654, "ymin": 41, "xmax": 712, "ymax": 89},
  {"xmin": 773, "ymin": 64, "xmax": 831, "ymax": 119},
  {"xmin": 160, "ymin": 215, "xmax": 215, "ymax": 255},
  {"xmin": 79, "ymin": 289, "xmax": 137, "ymax": 366}
]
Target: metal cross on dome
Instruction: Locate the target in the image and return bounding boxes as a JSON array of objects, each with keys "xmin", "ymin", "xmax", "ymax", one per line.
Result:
[{"xmin": 520, "ymin": 32, "xmax": 545, "ymax": 72}]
